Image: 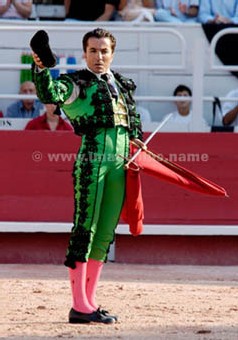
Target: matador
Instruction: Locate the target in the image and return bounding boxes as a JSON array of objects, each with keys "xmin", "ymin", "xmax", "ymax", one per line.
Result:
[{"xmin": 31, "ymin": 27, "xmax": 144, "ymax": 324}]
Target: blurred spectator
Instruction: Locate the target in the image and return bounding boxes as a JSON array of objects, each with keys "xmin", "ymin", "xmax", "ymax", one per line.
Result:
[
  {"xmin": 64, "ymin": 0, "xmax": 119, "ymax": 21},
  {"xmin": 198, "ymin": 0, "xmax": 238, "ymax": 24},
  {"xmin": 222, "ymin": 88, "xmax": 238, "ymax": 126},
  {"xmin": 154, "ymin": 0, "xmax": 199, "ymax": 23},
  {"xmin": 166, "ymin": 84, "xmax": 193, "ymax": 128},
  {"xmin": 5, "ymin": 81, "xmax": 44, "ymax": 118},
  {"xmin": 160, "ymin": 84, "xmax": 192, "ymax": 131},
  {"xmin": 160, "ymin": 84, "xmax": 208, "ymax": 131},
  {"xmin": 118, "ymin": 0, "xmax": 155, "ymax": 22},
  {"xmin": 0, "ymin": 0, "xmax": 32, "ymax": 19},
  {"xmin": 25, "ymin": 104, "xmax": 73, "ymax": 131}
]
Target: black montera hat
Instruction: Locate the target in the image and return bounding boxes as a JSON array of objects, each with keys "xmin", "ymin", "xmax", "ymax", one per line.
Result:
[{"xmin": 30, "ymin": 30, "xmax": 57, "ymax": 68}]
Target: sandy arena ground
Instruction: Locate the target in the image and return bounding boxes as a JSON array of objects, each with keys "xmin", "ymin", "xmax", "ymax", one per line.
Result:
[{"xmin": 0, "ymin": 263, "xmax": 237, "ymax": 340}]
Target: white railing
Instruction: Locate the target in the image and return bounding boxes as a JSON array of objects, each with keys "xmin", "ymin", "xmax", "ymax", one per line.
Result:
[
  {"xmin": 208, "ymin": 28, "xmax": 238, "ymax": 126},
  {"xmin": 0, "ymin": 25, "xmax": 187, "ymax": 70},
  {"xmin": 0, "ymin": 23, "xmax": 192, "ymax": 130},
  {"xmin": 210, "ymin": 27, "xmax": 238, "ymax": 71},
  {"xmin": 0, "ymin": 23, "xmax": 237, "ymax": 131}
]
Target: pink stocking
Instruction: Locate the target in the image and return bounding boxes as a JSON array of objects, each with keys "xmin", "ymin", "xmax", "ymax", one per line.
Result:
[
  {"xmin": 69, "ymin": 261, "xmax": 94, "ymax": 313},
  {"xmin": 86, "ymin": 258, "xmax": 103, "ymax": 310}
]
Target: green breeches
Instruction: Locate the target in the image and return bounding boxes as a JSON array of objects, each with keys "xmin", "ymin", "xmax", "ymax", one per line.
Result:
[{"xmin": 65, "ymin": 126, "xmax": 129, "ymax": 267}]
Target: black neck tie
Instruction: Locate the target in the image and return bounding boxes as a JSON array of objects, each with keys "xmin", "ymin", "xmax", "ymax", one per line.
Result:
[{"xmin": 101, "ymin": 73, "xmax": 118, "ymax": 100}]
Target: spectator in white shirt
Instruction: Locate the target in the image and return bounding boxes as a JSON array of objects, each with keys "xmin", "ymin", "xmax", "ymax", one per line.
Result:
[{"xmin": 0, "ymin": 0, "xmax": 32, "ymax": 19}]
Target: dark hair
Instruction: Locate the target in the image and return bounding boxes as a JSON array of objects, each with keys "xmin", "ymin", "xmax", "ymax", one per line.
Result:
[
  {"xmin": 82, "ymin": 28, "xmax": 116, "ymax": 53},
  {"xmin": 173, "ymin": 84, "xmax": 192, "ymax": 96}
]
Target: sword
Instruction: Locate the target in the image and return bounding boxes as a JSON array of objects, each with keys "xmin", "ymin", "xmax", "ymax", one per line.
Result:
[{"xmin": 125, "ymin": 113, "xmax": 173, "ymax": 169}]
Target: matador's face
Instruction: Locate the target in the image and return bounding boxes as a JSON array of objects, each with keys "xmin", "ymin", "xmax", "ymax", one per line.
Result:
[{"xmin": 83, "ymin": 37, "xmax": 114, "ymax": 74}]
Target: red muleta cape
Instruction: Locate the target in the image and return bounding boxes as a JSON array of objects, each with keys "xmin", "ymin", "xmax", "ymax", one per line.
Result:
[{"xmin": 121, "ymin": 145, "xmax": 228, "ymax": 236}]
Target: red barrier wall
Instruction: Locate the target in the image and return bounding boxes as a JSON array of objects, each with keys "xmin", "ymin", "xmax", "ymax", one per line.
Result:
[
  {"xmin": 0, "ymin": 131, "xmax": 237, "ymax": 225},
  {"xmin": 115, "ymin": 235, "xmax": 238, "ymax": 265}
]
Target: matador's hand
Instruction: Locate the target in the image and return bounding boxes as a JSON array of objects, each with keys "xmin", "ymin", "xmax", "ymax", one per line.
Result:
[
  {"xmin": 32, "ymin": 52, "xmax": 45, "ymax": 69},
  {"xmin": 131, "ymin": 138, "xmax": 147, "ymax": 150}
]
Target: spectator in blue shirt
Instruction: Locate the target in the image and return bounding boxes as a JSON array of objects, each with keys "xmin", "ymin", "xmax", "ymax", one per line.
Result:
[
  {"xmin": 198, "ymin": 0, "xmax": 238, "ymax": 24},
  {"xmin": 5, "ymin": 81, "xmax": 44, "ymax": 118},
  {"xmin": 154, "ymin": 0, "xmax": 199, "ymax": 23}
]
